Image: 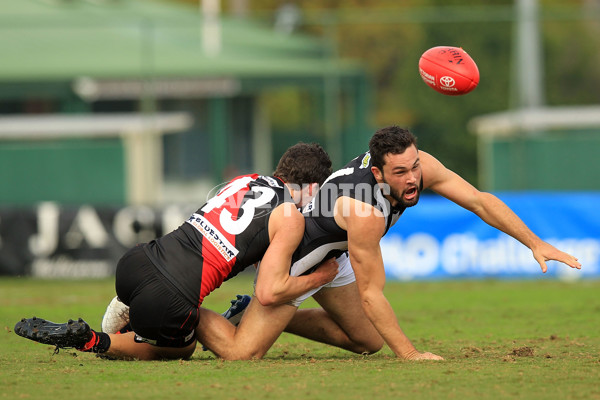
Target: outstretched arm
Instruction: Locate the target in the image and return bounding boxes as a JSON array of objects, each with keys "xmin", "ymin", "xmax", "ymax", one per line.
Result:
[
  {"xmin": 255, "ymin": 203, "xmax": 338, "ymax": 306},
  {"xmin": 420, "ymin": 150, "xmax": 581, "ymax": 273}
]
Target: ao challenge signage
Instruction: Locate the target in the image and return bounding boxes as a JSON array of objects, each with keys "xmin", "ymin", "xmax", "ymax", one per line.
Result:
[{"xmin": 381, "ymin": 193, "xmax": 600, "ymax": 280}]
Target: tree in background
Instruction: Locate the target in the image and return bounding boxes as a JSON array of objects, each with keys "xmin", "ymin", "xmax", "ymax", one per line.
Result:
[{"xmin": 176, "ymin": 0, "xmax": 600, "ymax": 186}]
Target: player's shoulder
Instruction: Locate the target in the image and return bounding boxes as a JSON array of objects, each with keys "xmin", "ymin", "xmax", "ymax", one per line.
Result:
[
  {"xmin": 255, "ymin": 175, "xmax": 285, "ymax": 189},
  {"xmin": 418, "ymin": 150, "xmax": 447, "ymax": 189},
  {"xmin": 346, "ymin": 151, "xmax": 372, "ymax": 171},
  {"xmin": 325, "ymin": 151, "xmax": 373, "ymax": 185},
  {"xmin": 272, "ymin": 201, "xmax": 302, "ymax": 219},
  {"xmin": 228, "ymin": 173, "xmax": 284, "ymax": 188},
  {"xmin": 418, "ymin": 149, "xmax": 444, "ymax": 166},
  {"xmin": 270, "ymin": 202, "xmax": 304, "ymax": 234},
  {"xmin": 245, "ymin": 174, "xmax": 289, "ymax": 198}
]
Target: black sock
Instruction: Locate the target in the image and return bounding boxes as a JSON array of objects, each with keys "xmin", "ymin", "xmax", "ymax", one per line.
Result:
[
  {"xmin": 118, "ymin": 323, "xmax": 132, "ymax": 334},
  {"xmin": 93, "ymin": 331, "xmax": 111, "ymax": 354},
  {"xmin": 80, "ymin": 331, "xmax": 111, "ymax": 354}
]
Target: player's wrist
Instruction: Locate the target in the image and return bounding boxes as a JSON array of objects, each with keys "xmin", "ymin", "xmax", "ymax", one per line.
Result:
[
  {"xmin": 311, "ymin": 274, "xmax": 328, "ymax": 289},
  {"xmin": 397, "ymin": 347, "xmax": 420, "ymax": 360}
]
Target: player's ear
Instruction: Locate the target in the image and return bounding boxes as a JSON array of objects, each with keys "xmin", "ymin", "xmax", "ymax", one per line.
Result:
[
  {"xmin": 295, "ymin": 183, "xmax": 319, "ymax": 208},
  {"xmin": 371, "ymin": 166, "xmax": 383, "ymax": 181}
]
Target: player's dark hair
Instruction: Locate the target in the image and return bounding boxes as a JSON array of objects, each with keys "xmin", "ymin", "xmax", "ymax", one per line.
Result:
[
  {"xmin": 274, "ymin": 142, "xmax": 332, "ymax": 186},
  {"xmin": 369, "ymin": 126, "xmax": 418, "ymax": 170}
]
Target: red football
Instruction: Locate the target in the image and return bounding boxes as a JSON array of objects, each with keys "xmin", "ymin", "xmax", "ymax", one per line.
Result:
[{"xmin": 418, "ymin": 46, "xmax": 479, "ymax": 96}]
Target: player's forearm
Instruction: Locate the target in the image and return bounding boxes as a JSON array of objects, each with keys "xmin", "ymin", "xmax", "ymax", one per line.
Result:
[
  {"xmin": 255, "ymin": 275, "xmax": 318, "ymax": 306},
  {"xmin": 360, "ymin": 290, "xmax": 419, "ymax": 359},
  {"xmin": 475, "ymin": 192, "xmax": 542, "ymax": 249}
]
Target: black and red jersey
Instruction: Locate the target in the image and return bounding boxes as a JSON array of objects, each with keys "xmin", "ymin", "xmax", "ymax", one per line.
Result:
[{"xmin": 143, "ymin": 174, "xmax": 291, "ymax": 307}]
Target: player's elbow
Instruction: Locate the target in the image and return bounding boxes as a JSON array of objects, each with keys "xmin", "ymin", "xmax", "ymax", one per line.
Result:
[
  {"xmin": 255, "ymin": 294, "xmax": 276, "ymax": 307},
  {"xmin": 359, "ymin": 289, "xmax": 381, "ymax": 314},
  {"xmin": 254, "ymin": 288, "xmax": 279, "ymax": 307},
  {"xmin": 469, "ymin": 191, "xmax": 497, "ymax": 215},
  {"xmin": 360, "ymin": 295, "xmax": 375, "ymax": 310}
]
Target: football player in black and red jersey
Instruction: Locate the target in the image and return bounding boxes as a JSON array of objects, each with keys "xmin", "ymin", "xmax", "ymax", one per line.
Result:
[{"xmin": 14, "ymin": 143, "xmax": 337, "ymax": 360}]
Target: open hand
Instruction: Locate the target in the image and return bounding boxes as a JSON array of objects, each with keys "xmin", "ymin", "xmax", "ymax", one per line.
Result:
[
  {"xmin": 404, "ymin": 350, "xmax": 444, "ymax": 361},
  {"xmin": 532, "ymin": 241, "xmax": 581, "ymax": 273}
]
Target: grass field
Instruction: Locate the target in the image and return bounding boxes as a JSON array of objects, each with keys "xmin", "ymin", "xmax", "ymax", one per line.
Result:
[{"xmin": 1, "ymin": 275, "xmax": 599, "ymax": 400}]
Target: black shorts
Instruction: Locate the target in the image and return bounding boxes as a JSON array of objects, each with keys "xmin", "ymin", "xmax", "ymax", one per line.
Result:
[{"xmin": 115, "ymin": 245, "xmax": 199, "ymax": 348}]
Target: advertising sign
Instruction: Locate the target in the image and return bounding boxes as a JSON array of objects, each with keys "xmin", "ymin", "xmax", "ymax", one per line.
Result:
[
  {"xmin": 1, "ymin": 193, "xmax": 598, "ymax": 280},
  {"xmin": 381, "ymin": 193, "xmax": 600, "ymax": 280}
]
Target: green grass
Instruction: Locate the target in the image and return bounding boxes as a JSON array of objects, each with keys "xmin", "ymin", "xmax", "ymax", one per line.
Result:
[{"xmin": 1, "ymin": 276, "xmax": 599, "ymax": 400}]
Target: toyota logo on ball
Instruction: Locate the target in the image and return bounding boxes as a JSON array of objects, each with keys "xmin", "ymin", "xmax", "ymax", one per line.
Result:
[{"xmin": 440, "ymin": 76, "xmax": 455, "ymax": 87}]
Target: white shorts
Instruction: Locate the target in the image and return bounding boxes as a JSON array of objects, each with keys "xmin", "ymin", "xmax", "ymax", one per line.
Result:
[{"xmin": 289, "ymin": 253, "xmax": 356, "ymax": 307}]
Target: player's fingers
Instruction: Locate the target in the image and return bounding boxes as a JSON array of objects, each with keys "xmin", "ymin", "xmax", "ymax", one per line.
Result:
[
  {"xmin": 534, "ymin": 255, "xmax": 548, "ymax": 273},
  {"xmin": 551, "ymin": 252, "xmax": 581, "ymax": 269},
  {"xmin": 565, "ymin": 254, "xmax": 581, "ymax": 269},
  {"xmin": 418, "ymin": 352, "xmax": 444, "ymax": 361},
  {"xmin": 323, "ymin": 257, "xmax": 338, "ymax": 267}
]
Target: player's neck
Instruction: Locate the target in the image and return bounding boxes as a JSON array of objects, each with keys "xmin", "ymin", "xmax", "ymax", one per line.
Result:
[{"xmin": 283, "ymin": 183, "xmax": 301, "ymax": 208}]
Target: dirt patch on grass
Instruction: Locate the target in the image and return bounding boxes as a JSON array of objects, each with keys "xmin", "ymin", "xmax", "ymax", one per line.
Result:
[
  {"xmin": 511, "ymin": 346, "xmax": 534, "ymax": 357},
  {"xmin": 462, "ymin": 346, "xmax": 483, "ymax": 358}
]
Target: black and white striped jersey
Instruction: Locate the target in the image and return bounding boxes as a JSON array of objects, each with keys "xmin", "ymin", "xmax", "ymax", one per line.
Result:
[{"xmin": 290, "ymin": 151, "xmax": 410, "ymax": 276}]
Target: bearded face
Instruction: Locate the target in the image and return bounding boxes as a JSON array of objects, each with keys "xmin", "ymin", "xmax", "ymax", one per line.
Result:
[
  {"xmin": 380, "ymin": 172, "xmax": 421, "ymax": 208},
  {"xmin": 372, "ymin": 145, "xmax": 422, "ymax": 208}
]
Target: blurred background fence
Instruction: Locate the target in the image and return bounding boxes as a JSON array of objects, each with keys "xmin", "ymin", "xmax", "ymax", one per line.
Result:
[{"xmin": 1, "ymin": 0, "xmax": 599, "ymax": 279}]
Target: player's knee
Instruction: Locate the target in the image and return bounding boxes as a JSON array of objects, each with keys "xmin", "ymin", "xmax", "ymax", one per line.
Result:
[
  {"xmin": 181, "ymin": 343, "xmax": 197, "ymax": 360},
  {"xmin": 353, "ymin": 336, "xmax": 384, "ymax": 355},
  {"xmin": 148, "ymin": 342, "xmax": 196, "ymax": 361},
  {"xmin": 219, "ymin": 346, "xmax": 267, "ymax": 361},
  {"xmin": 363, "ymin": 339, "xmax": 384, "ymax": 354},
  {"xmin": 222, "ymin": 352, "xmax": 264, "ymax": 361}
]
